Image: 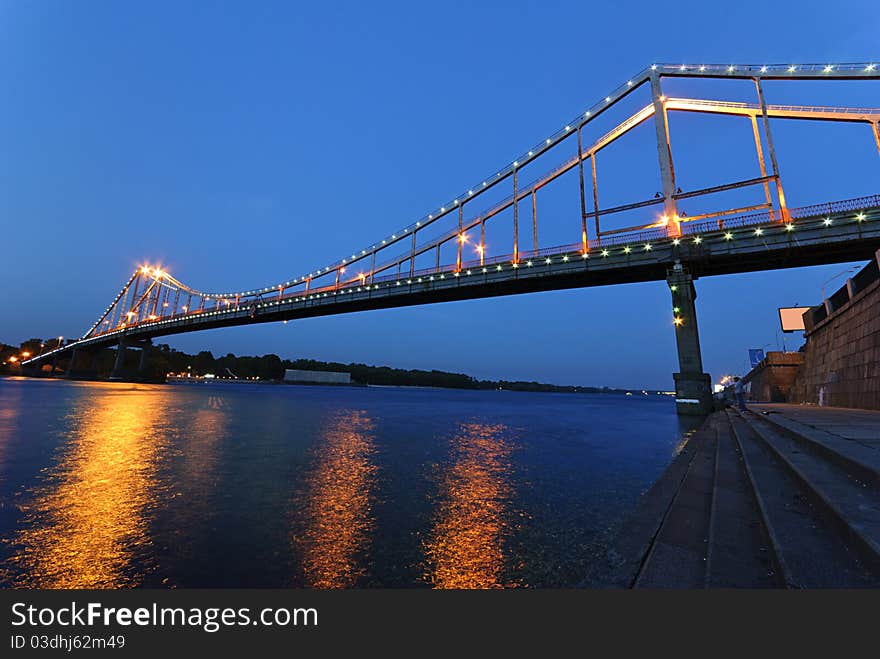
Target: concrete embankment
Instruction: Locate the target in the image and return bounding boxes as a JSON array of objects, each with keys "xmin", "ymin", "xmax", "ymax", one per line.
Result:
[{"xmin": 585, "ymin": 404, "xmax": 880, "ymax": 588}]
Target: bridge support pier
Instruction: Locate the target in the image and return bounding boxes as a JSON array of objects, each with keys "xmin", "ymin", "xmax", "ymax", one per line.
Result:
[
  {"xmin": 110, "ymin": 338, "xmax": 128, "ymax": 380},
  {"xmin": 667, "ymin": 264, "xmax": 713, "ymax": 415},
  {"xmin": 138, "ymin": 340, "xmax": 152, "ymax": 374},
  {"xmin": 64, "ymin": 349, "xmax": 79, "ymax": 377}
]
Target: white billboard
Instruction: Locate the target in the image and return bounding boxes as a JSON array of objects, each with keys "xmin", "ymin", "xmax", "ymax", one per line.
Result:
[{"xmin": 778, "ymin": 306, "xmax": 810, "ymax": 332}]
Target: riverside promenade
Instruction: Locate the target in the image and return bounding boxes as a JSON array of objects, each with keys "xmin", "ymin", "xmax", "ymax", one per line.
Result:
[{"xmin": 586, "ymin": 404, "xmax": 880, "ymax": 588}]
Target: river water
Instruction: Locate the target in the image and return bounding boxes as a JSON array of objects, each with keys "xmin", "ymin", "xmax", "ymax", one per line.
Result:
[{"xmin": 0, "ymin": 377, "xmax": 699, "ymax": 588}]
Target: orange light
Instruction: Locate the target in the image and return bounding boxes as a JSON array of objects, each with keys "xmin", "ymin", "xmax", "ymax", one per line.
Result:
[
  {"xmin": 673, "ymin": 316, "xmax": 684, "ymax": 326},
  {"xmin": 475, "ymin": 244, "xmax": 484, "ymax": 254},
  {"xmin": 21, "ymin": 351, "xmax": 31, "ymax": 357},
  {"xmin": 181, "ymin": 306, "xmax": 188, "ymax": 312},
  {"xmin": 9, "ymin": 356, "xmax": 18, "ymax": 363},
  {"xmin": 458, "ymin": 233, "xmax": 468, "ymax": 243}
]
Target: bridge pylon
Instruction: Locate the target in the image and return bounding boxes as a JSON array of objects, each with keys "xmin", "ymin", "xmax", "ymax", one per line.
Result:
[
  {"xmin": 110, "ymin": 338, "xmax": 128, "ymax": 380},
  {"xmin": 667, "ymin": 263, "xmax": 713, "ymax": 415}
]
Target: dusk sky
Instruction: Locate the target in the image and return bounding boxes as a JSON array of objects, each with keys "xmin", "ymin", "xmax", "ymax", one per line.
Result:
[{"xmin": 1, "ymin": 1, "xmax": 877, "ymax": 389}]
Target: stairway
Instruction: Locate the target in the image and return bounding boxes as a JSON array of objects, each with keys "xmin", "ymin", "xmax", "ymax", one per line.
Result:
[{"xmin": 630, "ymin": 408, "xmax": 880, "ymax": 588}]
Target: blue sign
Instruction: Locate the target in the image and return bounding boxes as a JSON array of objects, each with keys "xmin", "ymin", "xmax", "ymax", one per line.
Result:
[{"xmin": 748, "ymin": 349, "xmax": 765, "ymax": 368}]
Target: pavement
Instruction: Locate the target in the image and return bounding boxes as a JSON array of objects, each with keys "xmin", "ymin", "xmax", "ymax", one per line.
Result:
[{"xmin": 750, "ymin": 403, "xmax": 880, "ymax": 447}]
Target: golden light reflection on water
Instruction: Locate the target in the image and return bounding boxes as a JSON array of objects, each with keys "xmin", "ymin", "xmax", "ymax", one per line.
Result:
[
  {"xmin": 297, "ymin": 410, "xmax": 377, "ymax": 589},
  {"xmin": 425, "ymin": 422, "xmax": 518, "ymax": 589},
  {"xmin": 0, "ymin": 384, "xmax": 21, "ymax": 471},
  {"xmin": 176, "ymin": 396, "xmax": 227, "ymax": 494},
  {"xmin": 6, "ymin": 385, "xmax": 170, "ymax": 588}
]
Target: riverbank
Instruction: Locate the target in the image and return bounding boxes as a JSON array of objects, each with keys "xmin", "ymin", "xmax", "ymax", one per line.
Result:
[{"xmin": 586, "ymin": 403, "xmax": 880, "ymax": 587}]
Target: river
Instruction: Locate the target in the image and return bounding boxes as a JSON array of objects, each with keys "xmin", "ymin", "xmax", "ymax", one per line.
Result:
[{"xmin": 0, "ymin": 377, "xmax": 699, "ymax": 588}]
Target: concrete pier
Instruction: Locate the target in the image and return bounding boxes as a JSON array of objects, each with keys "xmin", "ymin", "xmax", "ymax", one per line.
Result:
[
  {"xmin": 138, "ymin": 339, "xmax": 152, "ymax": 374},
  {"xmin": 667, "ymin": 264, "xmax": 713, "ymax": 415},
  {"xmin": 110, "ymin": 338, "xmax": 128, "ymax": 380}
]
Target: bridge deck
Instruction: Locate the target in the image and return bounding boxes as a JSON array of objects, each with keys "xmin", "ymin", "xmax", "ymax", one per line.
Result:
[{"xmin": 24, "ymin": 196, "xmax": 880, "ymax": 364}]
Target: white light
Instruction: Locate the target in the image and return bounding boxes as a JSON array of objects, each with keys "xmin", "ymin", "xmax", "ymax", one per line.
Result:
[
  {"xmin": 727, "ymin": 65, "xmax": 735, "ymax": 72},
  {"xmin": 564, "ymin": 126, "xmax": 570, "ymax": 132},
  {"xmin": 785, "ymin": 223, "xmax": 794, "ymax": 231},
  {"xmin": 651, "ymin": 64, "xmax": 657, "ymax": 70},
  {"xmin": 585, "ymin": 111, "xmax": 591, "ymax": 117},
  {"xmin": 562, "ymin": 255, "xmax": 569, "ymax": 261},
  {"xmin": 673, "ymin": 238, "xmax": 680, "ymax": 245},
  {"xmin": 496, "ymin": 265, "xmax": 502, "ymax": 271},
  {"xmin": 824, "ymin": 65, "xmax": 833, "ymax": 73},
  {"xmin": 546, "ymin": 138, "xmax": 551, "ymax": 144},
  {"xmin": 760, "ymin": 66, "xmax": 768, "ymax": 73},
  {"xmin": 788, "ymin": 65, "xmax": 797, "ymax": 72},
  {"xmin": 627, "ymin": 80, "xmax": 633, "ymax": 86},
  {"xmin": 693, "ymin": 236, "xmax": 702, "ymax": 244},
  {"xmin": 623, "ymin": 246, "xmax": 631, "ymax": 253},
  {"xmin": 699, "ymin": 65, "xmax": 706, "ymax": 72},
  {"xmin": 605, "ymin": 96, "xmax": 611, "ymax": 102},
  {"xmin": 513, "ymin": 161, "xmax": 518, "ymax": 167},
  {"xmin": 754, "ymin": 228, "xmax": 763, "ymax": 235},
  {"xmin": 724, "ymin": 232, "xmax": 733, "ymax": 240},
  {"xmin": 867, "ymin": 64, "xmax": 877, "ymax": 71},
  {"xmin": 469, "ymin": 190, "xmax": 474, "ymax": 195},
  {"xmin": 441, "ymin": 207, "xmax": 445, "ymax": 212},
  {"xmin": 601, "ymin": 249, "xmax": 609, "ymax": 257},
  {"xmin": 528, "ymin": 151, "xmax": 533, "ymax": 156},
  {"xmin": 857, "ymin": 213, "xmax": 866, "ymax": 221},
  {"xmin": 679, "ymin": 65, "xmax": 686, "ymax": 71},
  {"xmin": 581, "ymin": 252, "xmax": 588, "ymax": 259},
  {"xmin": 545, "ymin": 258, "xmax": 552, "ymax": 264},
  {"xmin": 526, "ymin": 261, "xmax": 533, "ymax": 267},
  {"xmin": 644, "ymin": 243, "xmax": 652, "ymax": 251}
]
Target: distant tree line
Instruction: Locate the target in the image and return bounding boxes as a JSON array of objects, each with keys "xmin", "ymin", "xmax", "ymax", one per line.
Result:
[{"xmin": 1, "ymin": 338, "xmax": 628, "ymax": 394}]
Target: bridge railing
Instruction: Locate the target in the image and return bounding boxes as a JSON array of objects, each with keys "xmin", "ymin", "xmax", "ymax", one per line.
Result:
[{"xmin": 72, "ymin": 192, "xmax": 880, "ymax": 346}]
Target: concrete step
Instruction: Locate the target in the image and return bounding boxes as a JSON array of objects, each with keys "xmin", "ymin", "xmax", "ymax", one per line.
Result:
[
  {"xmin": 750, "ymin": 408, "xmax": 880, "ymax": 487},
  {"xmin": 729, "ymin": 412, "xmax": 878, "ymax": 587},
  {"xmin": 633, "ymin": 417, "xmax": 718, "ymax": 588},
  {"xmin": 705, "ymin": 416, "xmax": 781, "ymax": 587}
]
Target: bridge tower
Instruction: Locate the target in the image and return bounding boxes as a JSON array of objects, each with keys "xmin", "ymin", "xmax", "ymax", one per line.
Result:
[{"xmin": 667, "ymin": 262, "xmax": 713, "ymax": 415}]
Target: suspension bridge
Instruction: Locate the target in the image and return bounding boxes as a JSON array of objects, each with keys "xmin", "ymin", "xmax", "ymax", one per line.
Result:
[{"xmin": 21, "ymin": 62, "xmax": 880, "ymax": 413}]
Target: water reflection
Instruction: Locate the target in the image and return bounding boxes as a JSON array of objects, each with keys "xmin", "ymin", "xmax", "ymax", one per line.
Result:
[
  {"xmin": 0, "ymin": 383, "xmax": 21, "ymax": 471},
  {"xmin": 297, "ymin": 410, "xmax": 377, "ymax": 588},
  {"xmin": 425, "ymin": 422, "xmax": 518, "ymax": 589},
  {"xmin": 5, "ymin": 386, "xmax": 169, "ymax": 588}
]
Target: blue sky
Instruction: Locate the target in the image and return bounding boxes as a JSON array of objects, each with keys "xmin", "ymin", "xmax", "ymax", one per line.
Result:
[{"xmin": 1, "ymin": 1, "xmax": 877, "ymax": 389}]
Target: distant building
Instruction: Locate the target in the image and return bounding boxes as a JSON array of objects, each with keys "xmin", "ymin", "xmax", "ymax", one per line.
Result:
[{"xmin": 283, "ymin": 369, "xmax": 351, "ymax": 385}]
